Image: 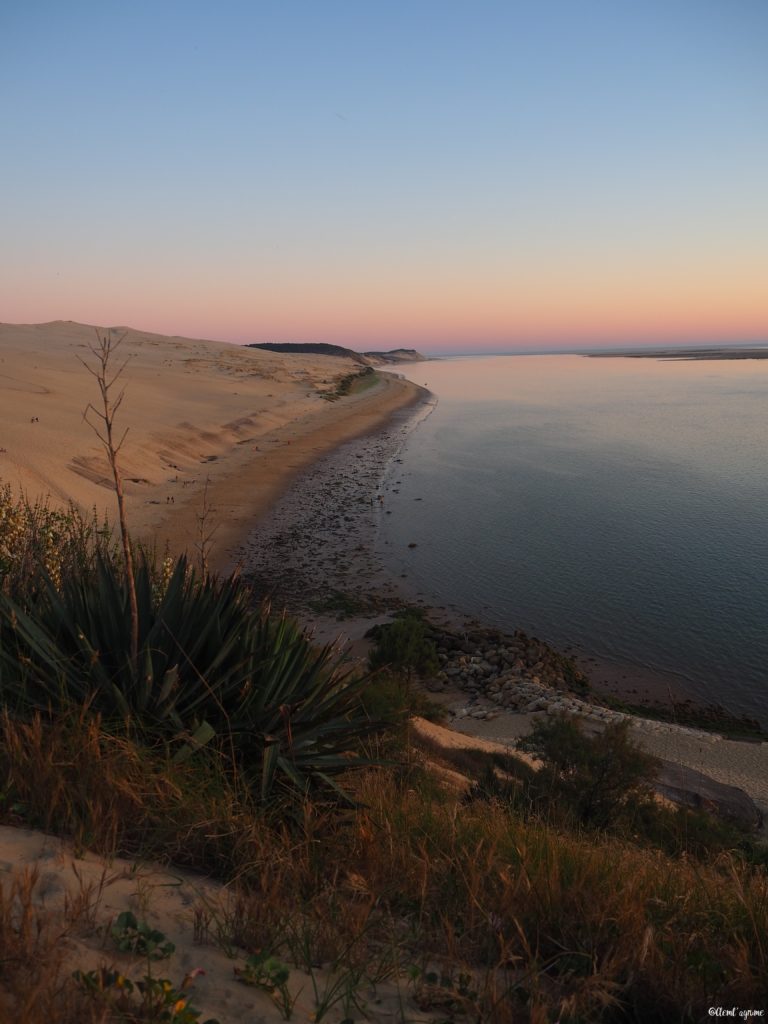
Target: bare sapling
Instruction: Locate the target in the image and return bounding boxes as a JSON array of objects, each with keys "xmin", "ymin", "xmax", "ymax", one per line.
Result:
[
  {"xmin": 80, "ymin": 328, "xmax": 139, "ymax": 667},
  {"xmin": 195, "ymin": 476, "xmax": 218, "ymax": 575}
]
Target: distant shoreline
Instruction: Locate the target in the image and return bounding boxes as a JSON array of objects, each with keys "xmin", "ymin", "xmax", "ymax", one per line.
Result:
[{"xmin": 587, "ymin": 346, "xmax": 768, "ymax": 360}]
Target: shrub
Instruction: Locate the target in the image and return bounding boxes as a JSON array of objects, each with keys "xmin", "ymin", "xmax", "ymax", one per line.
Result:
[
  {"xmin": 367, "ymin": 609, "xmax": 439, "ymax": 683},
  {"xmin": 0, "ymin": 483, "xmax": 115, "ymax": 596},
  {"xmin": 518, "ymin": 715, "xmax": 659, "ymax": 829},
  {"xmin": 0, "ymin": 553, "xmax": 378, "ymax": 803}
]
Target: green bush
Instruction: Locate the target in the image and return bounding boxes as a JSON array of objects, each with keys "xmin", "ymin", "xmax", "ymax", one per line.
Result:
[
  {"xmin": 367, "ymin": 610, "xmax": 439, "ymax": 683},
  {"xmin": 518, "ymin": 715, "xmax": 659, "ymax": 830},
  {"xmin": 0, "ymin": 553, "xmax": 378, "ymax": 802}
]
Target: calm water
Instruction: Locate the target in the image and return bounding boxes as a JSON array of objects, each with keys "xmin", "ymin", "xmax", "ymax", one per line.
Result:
[{"xmin": 378, "ymin": 354, "xmax": 768, "ymax": 725}]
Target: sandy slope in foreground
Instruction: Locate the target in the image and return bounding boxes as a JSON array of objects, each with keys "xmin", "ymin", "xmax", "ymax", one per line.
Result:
[
  {"xmin": 0, "ymin": 321, "xmax": 421, "ymax": 571},
  {"xmin": 0, "ymin": 722, "xmax": 763, "ymax": 1021},
  {"xmin": 0, "ymin": 824, "xmax": 439, "ymax": 1024}
]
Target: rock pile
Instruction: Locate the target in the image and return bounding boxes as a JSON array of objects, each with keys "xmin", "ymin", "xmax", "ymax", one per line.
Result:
[
  {"xmin": 430, "ymin": 626, "xmax": 587, "ymax": 693},
  {"xmin": 425, "ymin": 624, "xmax": 597, "ymax": 720},
  {"xmin": 420, "ymin": 622, "xmax": 764, "ymax": 830},
  {"xmin": 427, "ymin": 624, "xmax": 712, "ymax": 735}
]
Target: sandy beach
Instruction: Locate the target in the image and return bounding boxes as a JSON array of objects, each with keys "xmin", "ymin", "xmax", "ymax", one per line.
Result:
[{"xmin": 0, "ymin": 321, "xmax": 423, "ymax": 571}]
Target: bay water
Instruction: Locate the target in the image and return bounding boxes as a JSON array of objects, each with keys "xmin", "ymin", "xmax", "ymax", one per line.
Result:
[{"xmin": 377, "ymin": 354, "xmax": 768, "ymax": 726}]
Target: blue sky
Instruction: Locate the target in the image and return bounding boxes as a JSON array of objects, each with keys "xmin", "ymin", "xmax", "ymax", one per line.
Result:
[{"xmin": 2, "ymin": 1, "xmax": 767, "ymax": 351}]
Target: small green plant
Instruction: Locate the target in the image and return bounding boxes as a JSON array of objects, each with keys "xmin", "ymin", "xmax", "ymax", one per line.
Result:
[
  {"xmin": 309, "ymin": 964, "xmax": 368, "ymax": 1023},
  {"xmin": 297, "ymin": 921, "xmax": 372, "ymax": 1022},
  {"xmin": 110, "ymin": 910, "xmax": 176, "ymax": 960},
  {"xmin": 413, "ymin": 966, "xmax": 481, "ymax": 1016},
  {"xmin": 236, "ymin": 950, "xmax": 297, "ymax": 1019},
  {"xmin": 74, "ymin": 967, "xmax": 219, "ymax": 1023},
  {"xmin": 367, "ymin": 609, "xmax": 439, "ymax": 684}
]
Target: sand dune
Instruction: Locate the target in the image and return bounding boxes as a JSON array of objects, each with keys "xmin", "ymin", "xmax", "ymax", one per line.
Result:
[{"xmin": 0, "ymin": 321, "xmax": 422, "ymax": 571}]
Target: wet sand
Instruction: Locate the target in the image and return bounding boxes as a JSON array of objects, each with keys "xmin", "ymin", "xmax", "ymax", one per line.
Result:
[
  {"xmin": 236, "ymin": 391, "xmax": 436, "ymax": 606},
  {"xmin": 162, "ymin": 370, "xmax": 427, "ymax": 574}
]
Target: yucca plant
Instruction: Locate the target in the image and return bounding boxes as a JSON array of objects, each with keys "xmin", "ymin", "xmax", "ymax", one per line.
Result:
[{"xmin": 0, "ymin": 554, "xmax": 377, "ymax": 802}]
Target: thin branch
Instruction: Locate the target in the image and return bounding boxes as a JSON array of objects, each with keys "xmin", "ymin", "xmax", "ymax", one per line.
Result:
[
  {"xmin": 195, "ymin": 476, "xmax": 219, "ymax": 575},
  {"xmin": 80, "ymin": 327, "xmax": 139, "ymax": 668}
]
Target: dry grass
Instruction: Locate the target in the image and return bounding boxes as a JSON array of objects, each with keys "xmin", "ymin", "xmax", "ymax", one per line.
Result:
[
  {"xmin": 0, "ymin": 707, "xmax": 271, "ymax": 876},
  {"xmin": 1, "ymin": 711, "xmax": 766, "ymax": 1021},
  {"xmin": 346, "ymin": 769, "xmax": 768, "ymax": 1015},
  {"xmin": 0, "ymin": 869, "xmax": 109, "ymax": 1024}
]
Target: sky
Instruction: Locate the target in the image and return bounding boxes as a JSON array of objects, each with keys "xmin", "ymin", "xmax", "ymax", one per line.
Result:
[{"xmin": 1, "ymin": 1, "xmax": 767, "ymax": 354}]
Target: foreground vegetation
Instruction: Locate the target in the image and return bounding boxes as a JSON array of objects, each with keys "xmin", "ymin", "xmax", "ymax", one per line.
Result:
[{"xmin": 0, "ymin": 488, "xmax": 766, "ymax": 1022}]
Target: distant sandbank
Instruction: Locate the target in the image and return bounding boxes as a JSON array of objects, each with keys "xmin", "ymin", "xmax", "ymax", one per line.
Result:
[{"xmin": 587, "ymin": 345, "xmax": 768, "ymax": 360}]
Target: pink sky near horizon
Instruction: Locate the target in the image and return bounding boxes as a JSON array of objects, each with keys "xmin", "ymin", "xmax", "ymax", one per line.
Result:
[
  {"xmin": 4, "ymin": 259, "xmax": 767, "ymax": 354},
  {"xmin": 2, "ymin": 2, "xmax": 766, "ymax": 356}
]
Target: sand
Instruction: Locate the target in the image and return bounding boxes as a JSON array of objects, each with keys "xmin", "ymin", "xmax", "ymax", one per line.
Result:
[
  {"xmin": 0, "ymin": 320, "xmax": 423, "ymax": 571},
  {"xmin": 0, "ymin": 824, "xmax": 444, "ymax": 1023},
  {"xmin": 442, "ymin": 702, "xmax": 768, "ymax": 823}
]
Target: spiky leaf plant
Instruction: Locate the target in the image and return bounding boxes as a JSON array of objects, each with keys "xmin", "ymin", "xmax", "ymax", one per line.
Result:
[{"xmin": 0, "ymin": 554, "xmax": 376, "ymax": 802}]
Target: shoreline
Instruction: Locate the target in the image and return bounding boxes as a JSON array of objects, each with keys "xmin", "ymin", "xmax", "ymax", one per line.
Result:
[
  {"xmin": 6, "ymin": 321, "xmax": 761, "ymax": 818},
  {"xmin": 233, "ymin": 393, "xmax": 768, "ymax": 820},
  {"xmin": 234, "ymin": 387, "xmax": 760, "ymax": 733},
  {"xmin": 149, "ymin": 370, "xmax": 427, "ymax": 574},
  {"xmin": 235, "ymin": 383, "xmax": 437, "ymax": 606},
  {"xmin": 0, "ymin": 321, "xmax": 426, "ymax": 579}
]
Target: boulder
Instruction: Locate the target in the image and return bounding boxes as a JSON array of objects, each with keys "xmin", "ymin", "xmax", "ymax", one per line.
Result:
[{"xmin": 655, "ymin": 760, "xmax": 763, "ymax": 831}]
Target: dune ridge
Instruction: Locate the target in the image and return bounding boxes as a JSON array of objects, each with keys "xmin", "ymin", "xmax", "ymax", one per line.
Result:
[{"xmin": 0, "ymin": 320, "xmax": 424, "ymax": 570}]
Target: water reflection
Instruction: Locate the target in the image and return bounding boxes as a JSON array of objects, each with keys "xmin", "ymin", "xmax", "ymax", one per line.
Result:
[{"xmin": 380, "ymin": 354, "xmax": 768, "ymax": 724}]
